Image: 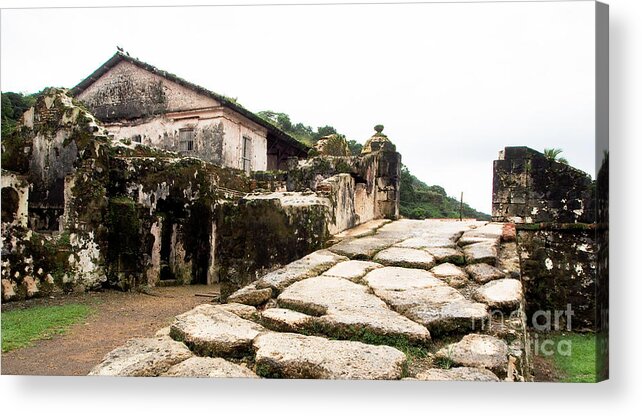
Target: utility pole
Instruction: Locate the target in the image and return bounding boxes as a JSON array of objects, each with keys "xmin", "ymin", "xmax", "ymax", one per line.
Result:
[{"xmin": 459, "ymin": 192, "xmax": 463, "ymax": 221}]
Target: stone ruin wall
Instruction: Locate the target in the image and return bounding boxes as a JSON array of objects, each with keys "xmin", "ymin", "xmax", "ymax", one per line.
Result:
[
  {"xmin": 492, "ymin": 146, "xmax": 600, "ymax": 329},
  {"xmin": 1, "ymin": 89, "xmax": 112, "ymax": 300},
  {"xmin": 1, "ymin": 89, "xmax": 402, "ymax": 302}
]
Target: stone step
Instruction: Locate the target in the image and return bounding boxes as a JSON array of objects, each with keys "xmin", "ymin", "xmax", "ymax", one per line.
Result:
[
  {"xmin": 227, "ymin": 283, "xmax": 272, "ymax": 306},
  {"xmin": 331, "ymin": 219, "xmax": 391, "ymax": 241},
  {"xmin": 364, "ymin": 267, "xmax": 489, "ymax": 336},
  {"xmin": 474, "ymin": 279, "xmax": 523, "ymax": 311},
  {"xmin": 430, "ymin": 263, "xmax": 469, "ymax": 288},
  {"xmin": 255, "ymin": 249, "xmax": 348, "ymax": 292},
  {"xmin": 435, "ymin": 334, "xmax": 509, "ymax": 377},
  {"xmin": 260, "ymin": 308, "xmax": 314, "ymax": 332},
  {"xmin": 253, "ymin": 332, "xmax": 406, "ymax": 379},
  {"xmin": 88, "ymin": 336, "xmax": 193, "ymax": 376},
  {"xmin": 277, "ymin": 275, "xmax": 430, "ymax": 344},
  {"xmin": 328, "ymin": 235, "xmax": 399, "ymax": 259},
  {"xmin": 412, "ymin": 367, "xmax": 500, "ymax": 382},
  {"xmin": 373, "ymin": 247, "xmax": 436, "ymax": 269},
  {"xmin": 169, "ymin": 304, "xmax": 266, "ymax": 358},
  {"xmin": 161, "ymin": 356, "xmax": 258, "ymax": 378},
  {"xmin": 462, "ymin": 241, "xmax": 499, "ymax": 265},
  {"xmin": 465, "ymin": 263, "xmax": 506, "ymax": 284},
  {"xmin": 321, "ymin": 260, "xmax": 383, "ymax": 282},
  {"xmin": 458, "ymin": 223, "xmax": 504, "ymax": 246}
]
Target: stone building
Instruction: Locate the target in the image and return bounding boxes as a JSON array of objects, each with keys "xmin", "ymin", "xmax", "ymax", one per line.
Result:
[{"xmin": 72, "ymin": 52, "xmax": 308, "ymax": 172}]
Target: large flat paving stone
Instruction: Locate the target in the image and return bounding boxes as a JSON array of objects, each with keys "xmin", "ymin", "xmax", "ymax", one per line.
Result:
[
  {"xmin": 392, "ymin": 220, "xmax": 480, "ymax": 248},
  {"xmin": 436, "ymin": 334, "xmax": 508, "ymax": 375},
  {"xmin": 465, "ymin": 263, "xmax": 506, "ymax": 284},
  {"xmin": 474, "ymin": 279, "xmax": 523, "ymax": 310},
  {"xmin": 458, "ymin": 223, "xmax": 503, "ymax": 246},
  {"xmin": 255, "ymin": 249, "xmax": 348, "ymax": 292},
  {"xmin": 364, "ymin": 267, "xmax": 488, "ymax": 335},
  {"xmin": 277, "ymin": 275, "xmax": 430, "ymax": 344},
  {"xmin": 261, "ymin": 308, "xmax": 314, "ymax": 332},
  {"xmin": 413, "ymin": 367, "xmax": 500, "ymax": 382},
  {"xmin": 363, "ymin": 267, "xmax": 443, "ymax": 291},
  {"xmin": 169, "ymin": 304, "xmax": 266, "ymax": 358},
  {"xmin": 333, "ymin": 219, "xmax": 391, "ymax": 240},
  {"xmin": 88, "ymin": 337, "xmax": 192, "ymax": 376},
  {"xmin": 463, "ymin": 241, "xmax": 498, "ymax": 265},
  {"xmin": 426, "ymin": 247, "xmax": 465, "ymax": 265},
  {"xmin": 161, "ymin": 357, "xmax": 258, "ymax": 378},
  {"xmin": 431, "ymin": 263, "xmax": 469, "ymax": 288},
  {"xmin": 373, "ymin": 247, "xmax": 436, "ymax": 269},
  {"xmin": 218, "ymin": 303, "xmax": 259, "ymax": 320},
  {"xmin": 253, "ymin": 332, "xmax": 406, "ymax": 380},
  {"xmin": 328, "ymin": 236, "xmax": 399, "ymax": 259},
  {"xmin": 394, "ymin": 236, "xmax": 456, "ymax": 249},
  {"xmin": 321, "ymin": 260, "xmax": 383, "ymax": 282},
  {"xmin": 227, "ymin": 284, "xmax": 273, "ymax": 306}
]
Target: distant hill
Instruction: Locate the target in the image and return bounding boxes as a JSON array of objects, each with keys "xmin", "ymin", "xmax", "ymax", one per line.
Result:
[{"xmin": 400, "ymin": 165, "xmax": 491, "ymax": 220}]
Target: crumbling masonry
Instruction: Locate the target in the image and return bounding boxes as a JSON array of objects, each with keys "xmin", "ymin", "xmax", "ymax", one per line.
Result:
[{"xmin": 1, "ymin": 88, "xmax": 401, "ymax": 301}]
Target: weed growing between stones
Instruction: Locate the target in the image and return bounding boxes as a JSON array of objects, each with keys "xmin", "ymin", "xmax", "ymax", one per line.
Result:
[{"xmin": 434, "ymin": 345, "xmax": 455, "ymax": 370}]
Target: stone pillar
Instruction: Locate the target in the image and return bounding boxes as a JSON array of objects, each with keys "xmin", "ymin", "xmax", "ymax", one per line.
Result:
[
  {"xmin": 492, "ymin": 146, "xmax": 598, "ymax": 330},
  {"xmin": 361, "ymin": 125, "xmax": 401, "ymax": 220}
]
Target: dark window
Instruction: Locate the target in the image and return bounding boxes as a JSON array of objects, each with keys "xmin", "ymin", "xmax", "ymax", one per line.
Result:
[
  {"xmin": 179, "ymin": 129, "xmax": 195, "ymax": 152},
  {"xmin": 242, "ymin": 136, "xmax": 252, "ymax": 172},
  {"xmin": 132, "ymin": 135, "xmax": 142, "ymax": 143}
]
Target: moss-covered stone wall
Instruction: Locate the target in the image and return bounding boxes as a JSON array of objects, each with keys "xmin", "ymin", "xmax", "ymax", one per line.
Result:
[
  {"xmin": 492, "ymin": 146, "xmax": 600, "ymax": 330},
  {"xmin": 216, "ymin": 195, "xmax": 329, "ymax": 299},
  {"xmin": 516, "ymin": 225, "xmax": 596, "ymax": 330},
  {"xmin": 492, "ymin": 146, "xmax": 595, "ymax": 223},
  {"xmin": 1, "ymin": 89, "xmax": 402, "ymax": 302}
]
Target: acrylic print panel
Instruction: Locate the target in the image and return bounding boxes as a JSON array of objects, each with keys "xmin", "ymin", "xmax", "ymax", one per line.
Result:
[{"xmin": 0, "ymin": 0, "xmax": 608, "ymax": 382}]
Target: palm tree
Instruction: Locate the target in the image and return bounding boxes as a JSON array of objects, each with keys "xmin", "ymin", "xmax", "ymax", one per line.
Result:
[{"xmin": 544, "ymin": 148, "xmax": 568, "ymax": 164}]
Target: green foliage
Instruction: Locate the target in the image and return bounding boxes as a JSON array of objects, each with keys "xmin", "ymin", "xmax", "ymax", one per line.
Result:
[
  {"xmin": 539, "ymin": 332, "xmax": 597, "ymax": 382},
  {"xmin": 257, "ymin": 110, "xmax": 363, "ymax": 156},
  {"xmin": 399, "ymin": 164, "xmax": 491, "ymax": 220},
  {"xmin": 1, "ymin": 91, "xmax": 37, "ymax": 136},
  {"xmin": 255, "ymin": 362, "xmax": 281, "ymax": 378},
  {"xmin": 434, "ymin": 345, "xmax": 455, "ymax": 369},
  {"xmin": 1, "ymin": 304, "xmax": 92, "ymax": 352},
  {"xmin": 544, "ymin": 148, "xmax": 569, "ymax": 165},
  {"xmin": 347, "ymin": 139, "xmax": 363, "ymax": 155}
]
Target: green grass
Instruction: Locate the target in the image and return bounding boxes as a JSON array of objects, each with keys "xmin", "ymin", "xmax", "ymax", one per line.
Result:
[
  {"xmin": 1, "ymin": 304, "xmax": 92, "ymax": 352},
  {"xmin": 539, "ymin": 332, "xmax": 597, "ymax": 383}
]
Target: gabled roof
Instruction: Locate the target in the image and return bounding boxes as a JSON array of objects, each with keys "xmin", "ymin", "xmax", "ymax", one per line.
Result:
[{"xmin": 71, "ymin": 52, "xmax": 309, "ymax": 154}]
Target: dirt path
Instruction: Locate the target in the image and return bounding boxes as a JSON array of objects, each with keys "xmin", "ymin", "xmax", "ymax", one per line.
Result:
[{"xmin": 1, "ymin": 285, "xmax": 216, "ymax": 376}]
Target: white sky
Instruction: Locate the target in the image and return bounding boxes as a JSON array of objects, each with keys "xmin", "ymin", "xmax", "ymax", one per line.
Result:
[{"xmin": 0, "ymin": 0, "xmax": 596, "ymax": 214}]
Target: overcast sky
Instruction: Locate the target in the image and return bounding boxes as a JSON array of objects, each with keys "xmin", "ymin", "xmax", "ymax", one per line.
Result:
[{"xmin": 0, "ymin": 1, "xmax": 596, "ymax": 214}]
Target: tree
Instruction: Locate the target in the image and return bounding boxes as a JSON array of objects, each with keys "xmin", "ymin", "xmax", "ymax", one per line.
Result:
[
  {"xmin": 346, "ymin": 139, "xmax": 363, "ymax": 156},
  {"xmin": 1, "ymin": 91, "xmax": 37, "ymax": 136},
  {"xmin": 544, "ymin": 148, "xmax": 569, "ymax": 165},
  {"xmin": 314, "ymin": 125, "xmax": 338, "ymax": 141},
  {"xmin": 257, "ymin": 109, "xmax": 364, "ymax": 153}
]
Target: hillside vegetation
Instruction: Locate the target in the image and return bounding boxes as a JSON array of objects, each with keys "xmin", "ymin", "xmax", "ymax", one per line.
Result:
[{"xmin": 399, "ymin": 166, "xmax": 491, "ymax": 220}]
